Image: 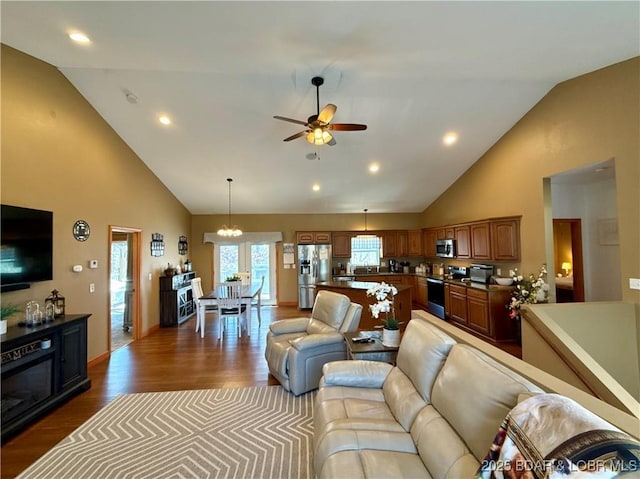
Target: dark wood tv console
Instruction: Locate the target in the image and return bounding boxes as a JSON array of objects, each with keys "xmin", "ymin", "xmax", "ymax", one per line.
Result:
[{"xmin": 1, "ymin": 313, "xmax": 91, "ymax": 443}]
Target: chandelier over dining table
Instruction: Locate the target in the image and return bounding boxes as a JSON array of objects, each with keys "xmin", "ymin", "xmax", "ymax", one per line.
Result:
[{"xmin": 217, "ymin": 178, "xmax": 242, "ymax": 237}]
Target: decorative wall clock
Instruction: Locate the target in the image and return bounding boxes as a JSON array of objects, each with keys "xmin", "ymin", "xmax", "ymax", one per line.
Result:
[{"xmin": 73, "ymin": 220, "xmax": 90, "ymax": 242}]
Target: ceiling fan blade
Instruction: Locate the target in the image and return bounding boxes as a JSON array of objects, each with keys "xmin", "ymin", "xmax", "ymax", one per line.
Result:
[
  {"xmin": 273, "ymin": 115, "xmax": 309, "ymax": 126},
  {"xmin": 328, "ymin": 123, "xmax": 368, "ymax": 131},
  {"xmin": 283, "ymin": 130, "xmax": 308, "ymax": 142},
  {"xmin": 317, "ymin": 104, "xmax": 337, "ymax": 124}
]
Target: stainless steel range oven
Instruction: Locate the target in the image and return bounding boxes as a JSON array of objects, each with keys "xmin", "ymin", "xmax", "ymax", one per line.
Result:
[{"xmin": 426, "ymin": 277, "xmax": 445, "ymax": 319}]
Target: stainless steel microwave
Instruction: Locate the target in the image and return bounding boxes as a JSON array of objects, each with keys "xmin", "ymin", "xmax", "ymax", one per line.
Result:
[{"xmin": 436, "ymin": 239, "xmax": 456, "ymax": 258}]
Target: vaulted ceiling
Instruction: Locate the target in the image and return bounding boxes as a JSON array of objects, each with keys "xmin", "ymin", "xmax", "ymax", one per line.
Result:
[{"xmin": 2, "ymin": 1, "xmax": 638, "ymax": 214}]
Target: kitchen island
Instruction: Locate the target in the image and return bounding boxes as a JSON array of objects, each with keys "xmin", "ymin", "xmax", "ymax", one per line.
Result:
[{"xmin": 316, "ymin": 281, "xmax": 412, "ymax": 331}]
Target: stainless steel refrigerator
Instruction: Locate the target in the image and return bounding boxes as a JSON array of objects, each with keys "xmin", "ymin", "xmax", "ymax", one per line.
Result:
[{"xmin": 298, "ymin": 243, "xmax": 331, "ymax": 309}]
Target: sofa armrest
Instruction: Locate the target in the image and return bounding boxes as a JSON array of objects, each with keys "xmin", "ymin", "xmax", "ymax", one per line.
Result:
[
  {"xmin": 322, "ymin": 360, "xmax": 393, "ymax": 388},
  {"xmin": 269, "ymin": 317, "xmax": 309, "ymax": 335},
  {"xmin": 290, "ymin": 332, "xmax": 344, "ymax": 351}
]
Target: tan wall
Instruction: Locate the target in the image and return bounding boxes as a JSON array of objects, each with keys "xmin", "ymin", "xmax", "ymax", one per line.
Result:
[
  {"xmin": 422, "ymin": 57, "xmax": 640, "ymax": 303},
  {"xmin": 0, "ymin": 45, "xmax": 192, "ymax": 361},
  {"xmin": 191, "ymin": 213, "xmax": 423, "ymax": 303}
]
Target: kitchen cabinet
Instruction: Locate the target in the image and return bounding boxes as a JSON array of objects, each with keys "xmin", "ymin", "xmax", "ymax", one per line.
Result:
[
  {"xmin": 397, "ymin": 230, "xmax": 408, "ymax": 257},
  {"xmin": 423, "ymin": 229, "xmax": 438, "ymax": 258},
  {"xmin": 454, "ymin": 225, "xmax": 471, "ymax": 259},
  {"xmin": 381, "ymin": 231, "xmax": 398, "ymax": 257},
  {"xmin": 444, "ymin": 283, "xmax": 451, "ymax": 318},
  {"xmin": 491, "ymin": 218, "xmax": 521, "ymax": 261},
  {"xmin": 445, "ymin": 282, "xmax": 516, "ymax": 342},
  {"xmin": 415, "ymin": 276, "xmax": 428, "ymax": 309},
  {"xmin": 466, "ymin": 288, "xmax": 490, "ymax": 335},
  {"xmin": 407, "ymin": 230, "xmax": 423, "ymax": 256},
  {"xmin": 470, "ymin": 222, "xmax": 491, "ymax": 260},
  {"xmin": 423, "ymin": 216, "xmax": 521, "ymax": 262},
  {"xmin": 332, "ymin": 231, "xmax": 353, "ymax": 258},
  {"xmin": 296, "ymin": 231, "xmax": 331, "ymax": 244},
  {"xmin": 448, "ymin": 284, "xmax": 468, "ymax": 324}
]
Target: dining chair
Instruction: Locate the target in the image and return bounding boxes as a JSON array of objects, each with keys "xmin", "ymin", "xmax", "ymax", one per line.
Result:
[
  {"xmin": 252, "ymin": 275, "xmax": 265, "ymax": 327},
  {"xmin": 216, "ymin": 281, "xmax": 246, "ymax": 339},
  {"xmin": 192, "ymin": 277, "xmax": 218, "ymax": 333}
]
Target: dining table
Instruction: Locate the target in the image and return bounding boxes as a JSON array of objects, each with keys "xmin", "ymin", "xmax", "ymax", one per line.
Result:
[{"xmin": 196, "ymin": 283, "xmax": 261, "ymax": 338}]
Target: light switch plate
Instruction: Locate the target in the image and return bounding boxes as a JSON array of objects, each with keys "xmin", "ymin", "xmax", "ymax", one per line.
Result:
[
  {"xmin": 630, "ymin": 278, "xmax": 640, "ymax": 290},
  {"xmin": 89, "ymin": 259, "xmax": 98, "ymax": 269}
]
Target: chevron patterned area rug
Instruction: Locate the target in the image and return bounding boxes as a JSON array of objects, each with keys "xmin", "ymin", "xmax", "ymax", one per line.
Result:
[{"xmin": 18, "ymin": 386, "xmax": 315, "ymax": 479}]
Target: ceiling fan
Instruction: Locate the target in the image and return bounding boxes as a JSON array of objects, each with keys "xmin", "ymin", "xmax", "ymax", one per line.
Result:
[{"xmin": 274, "ymin": 76, "xmax": 367, "ymax": 146}]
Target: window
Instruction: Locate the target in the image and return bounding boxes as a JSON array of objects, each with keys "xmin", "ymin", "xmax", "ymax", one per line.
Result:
[
  {"xmin": 350, "ymin": 236, "xmax": 381, "ymax": 266},
  {"xmin": 214, "ymin": 242, "xmax": 276, "ymax": 305}
]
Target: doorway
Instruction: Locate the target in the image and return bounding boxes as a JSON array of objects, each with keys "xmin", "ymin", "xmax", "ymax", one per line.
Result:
[
  {"xmin": 109, "ymin": 227, "xmax": 142, "ymax": 351},
  {"xmin": 214, "ymin": 242, "xmax": 276, "ymax": 305},
  {"xmin": 552, "ymin": 219, "xmax": 585, "ymax": 302},
  {"xmin": 546, "ymin": 157, "xmax": 622, "ymax": 302}
]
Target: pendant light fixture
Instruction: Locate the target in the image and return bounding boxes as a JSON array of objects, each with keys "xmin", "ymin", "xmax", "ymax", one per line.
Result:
[
  {"xmin": 357, "ymin": 208, "xmax": 377, "ymax": 239},
  {"xmin": 217, "ymin": 178, "xmax": 242, "ymax": 237}
]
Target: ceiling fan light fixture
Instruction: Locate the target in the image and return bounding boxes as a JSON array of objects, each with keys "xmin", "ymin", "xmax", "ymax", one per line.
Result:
[
  {"xmin": 306, "ymin": 129, "xmax": 332, "ymax": 146},
  {"xmin": 217, "ymin": 178, "xmax": 242, "ymax": 237}
]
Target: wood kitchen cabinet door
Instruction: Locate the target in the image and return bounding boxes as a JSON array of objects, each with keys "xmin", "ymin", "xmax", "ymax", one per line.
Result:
[
  {"xmin": 491, "ymin": 218, "xmax": 520, "ymax": 261},
  {"xmin": 449, "ymin": 284, "xmax": 468, "ymax": 324},
  {"xmin": 470, "ymin": 222, "xmax": 491, "ymax": 260},
  {"xmin": 332, "ymin": 232, "xmax": 353, "ymax": 258},
  {"xmin": 466, "ymin": 288, "xmax": 490, "ymax": 335},
  {"xmin": 397, "ymin": 230, "xmax": 408, "ymax": 257},
  {"xmin": 423, "ymin": 229, "xmax": 438, "ymax": 257},
  {"xmin": 407, "ymin": 230, "xmax": 423, "ymax": 256},
  {"xmin": 296, "ymin": 231, "xmax": 331, "ymax": 244},
  {"xmin": 382, "ymin": 231, "xmax": 398, "ymax": 257},
  {"xmin": 416, "ymin": 276, "xmax": 428, "ymax": 309},
  {"xmin": 454, "ymin": 225, "xmax": 471, "ymax": 259}
]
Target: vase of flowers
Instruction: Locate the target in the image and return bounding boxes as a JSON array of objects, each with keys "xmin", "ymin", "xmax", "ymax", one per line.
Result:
[
  {"xmin": 366, "ymin": 282, "xmax": 401, "ymax": 347},
  {"xmin": 507, "ymin": 264, "xmax": 549, "ymax": 323}
]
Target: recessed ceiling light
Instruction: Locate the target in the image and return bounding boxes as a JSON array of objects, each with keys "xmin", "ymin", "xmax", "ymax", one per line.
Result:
[
  {"xmin": 443, "ymin": 132, "xmax": 458, "ymax": 146},
  {"xmin": 369, "ymin": 163, "xmax": 380, "ymax": 173},
  {"xmin": 312, "ymin": 184, "xmax": 320, "ymax": 192},
  {"xmin": 68, "ymin": 31, "xmax": 91, "ymax": 44},
  {"xmin": 158, "ymin": 115, "xmax": 172, "ymax": 126}
]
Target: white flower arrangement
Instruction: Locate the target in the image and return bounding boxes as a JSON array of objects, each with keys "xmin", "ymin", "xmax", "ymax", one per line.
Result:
[
  {"xmin": 507, "ymin": 264, "xmax": 549, "ymax": 320},
  {"xmin": 366, "ymin": 282, "xmax": 400, "ymax": 330}
]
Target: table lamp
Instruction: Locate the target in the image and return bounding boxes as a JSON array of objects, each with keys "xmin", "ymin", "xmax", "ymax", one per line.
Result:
[{"xmin": 561, "ymin": 262, "xmax": 572, "ymax": 276}]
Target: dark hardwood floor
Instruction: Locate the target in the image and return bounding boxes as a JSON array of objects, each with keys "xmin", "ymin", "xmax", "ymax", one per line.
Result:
[{"xmin": 1, "ymin": 306, "xmax": 520, "ymax": 478}]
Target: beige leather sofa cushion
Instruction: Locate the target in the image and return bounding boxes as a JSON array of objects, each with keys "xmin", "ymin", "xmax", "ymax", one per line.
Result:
[
  {"xmin": 395, "ymin": 319, "xmax": 457, "ymax": 403},
  {"xmin": 411, "ymin": 405, "xmax": 479, "ymax": 479},
  {"xmin": 318, "ymin": 449, "xmax": 432, "ymax": 479},
  {"xmin": 431, "ymin": 344, "xmax": 544, "ymax": 461},
  {"xmin": 382, "ymin": 367, "xmax": 427, "ymax": 431},
  {"xmin": 315, "ymin": 429, "xmax": 417, "ymax": 475}
]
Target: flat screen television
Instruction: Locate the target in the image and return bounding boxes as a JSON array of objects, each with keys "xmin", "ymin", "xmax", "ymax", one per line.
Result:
[{"xmin": 1, "ymin": 204, "xmax": 53, "ymax": 292}]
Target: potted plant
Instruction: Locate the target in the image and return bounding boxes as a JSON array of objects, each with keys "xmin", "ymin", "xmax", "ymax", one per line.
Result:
[
  {"xmin": 366, "ymin": 282, "xmax": 401, "ymax": 347},
  {"xmin": 1, "ymin": 303, "xmax": 21, "ymax": 334}
]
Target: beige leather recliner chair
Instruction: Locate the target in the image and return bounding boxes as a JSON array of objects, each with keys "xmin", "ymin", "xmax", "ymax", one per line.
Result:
[{"xmin": 265, "ymin": 290, "xmax": 362, "ymax": 396}]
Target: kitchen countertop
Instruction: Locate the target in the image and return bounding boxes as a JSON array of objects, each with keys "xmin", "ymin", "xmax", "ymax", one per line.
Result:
[
  {"xmin": 318, "ymin": 280, "xmax": 412, "ymax": 292},
  {"xmin": 342, "ymin": 271, "xmax": 515, "ymax": 292}
]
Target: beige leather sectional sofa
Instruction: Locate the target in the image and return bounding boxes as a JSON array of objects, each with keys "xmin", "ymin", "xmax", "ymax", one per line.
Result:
[{"xmin": 313, "ymin": 318, "xmax": 639, "ymax": 478}]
